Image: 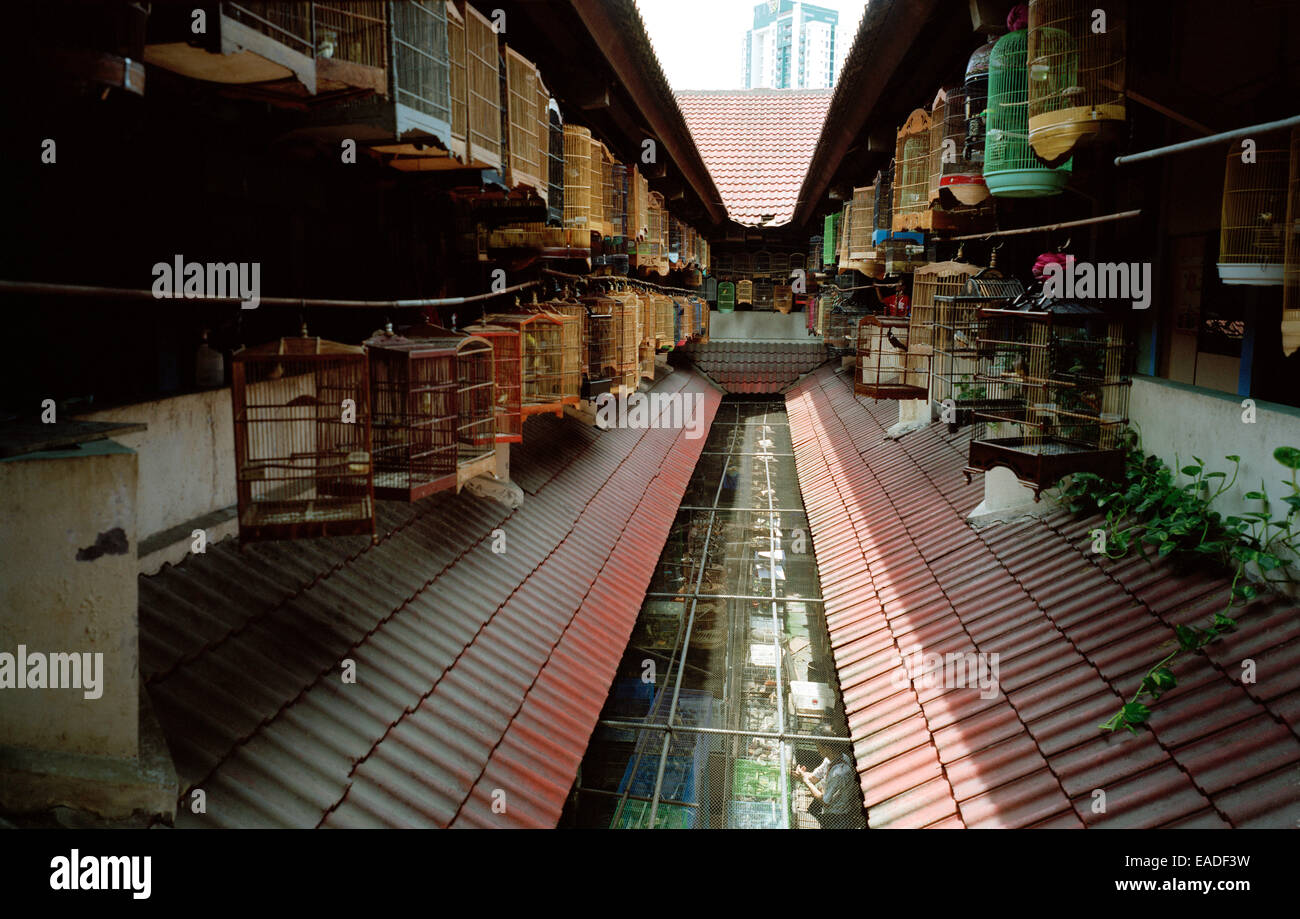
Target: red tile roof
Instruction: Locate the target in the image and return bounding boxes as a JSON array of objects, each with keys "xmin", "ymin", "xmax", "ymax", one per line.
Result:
[
  {"xmin": 786, "ymin": 366, "xmax": 1300, "ymax": 828},
  {"xmin": 685, "ymin": 340, "xmax": 828, "ymax": 393},
  {"xmin": 675, "ymin": 89, "xmax": 833, "ymax": 227},
  {"xmin": 142, "ymin": 371, "xmax": 722, "ymax": 828}
]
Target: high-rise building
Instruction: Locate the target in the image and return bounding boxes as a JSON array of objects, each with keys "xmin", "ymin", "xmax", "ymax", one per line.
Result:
[{"xmin": 742, "ymin": 0, "xmax": 838, "ymax": 90}]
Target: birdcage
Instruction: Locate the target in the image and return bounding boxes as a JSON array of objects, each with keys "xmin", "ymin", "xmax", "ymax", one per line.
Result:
[
  {"xmin": 736, "ymin": 279, "xmax": 754, "ymax": 306},
  {"xmin": 822, "ymin": 213, "xmax": 840, "ymax": 268},
  {"xmin": 485, "ymin": 313, "xmax": 572, "ymax": 416},
  {"xmin": 672, "ymin": 297, "xmax": 686, "ymax": 345},
  {"xmin": 966, "ymin": 296, "xmax": 1132, "ymax": 497},
  {"xmin": 807, "ymin": 292, "xmax": 818, "ymax": 334},
  {"xmin": 848, "ymin": 186, "xmax": 875, "ymax": 260},
  {"xmin": 906, "ymin": 260, "xmax": 983, "ymax": 397},
  {"xmin": 1217, "ymin": 130, "xmax": 1289, "ymax": 286},
  {"xmin": 938, "ymin": 40, "xmax": 995, "ymax": 207},
  {"xmin": 590, "ymin": 138, "xmax": 613, "ymax": 237},
  {"xmin": 609, "ymin": 291, "xmax": 640, "ymax": 391},
  {"xmin": 837, "ymin": 203, "xmax": 854, "ymax": 265},
  {"xmin": 873, "ymin": 163, "xmax": 894, "ymax": 243},
  {"xmin": 583, "ymin": 297, "xmax": 618, "ymax": 389},
  {"xmin": 461, "ymin": 2, "xmax": 502, "ymax": 169},
  {"xmin": 774, "ymin": 284, "xmax": 794, "ymax": 314},
  {"xmin": 626, "ymin": 166, "xmax": 650, "ymax": 241},
  {"xmin": 537, "ymin": 297, "xmax": 587, "ymax": 393},
  {"xmin": 608, "ymin": 162, "xmax": 629, "ymax": 239},
  {"xmin": 855, "ymin": 316, "xmax": 927, "ymax": 400},
  {"xmin": 563, "ymin": 125, "xmax": 592, "ymax": 230},
  {"xmin": 933, "ymin": 270, "xmax": 1026, "ymax": 426},
  {"xmin": 504, "ymin": 46, "xmax": 545, "ymax": 197},
  {"xmin": 892, "ymin": 109, "xmax": 933, "ymax": 231},
  {"xmin": 699, "ymin": 299, "xmax": 710, "ymax": 343},
  {"xmin": 311, "ymin": 2, "xmax": 386, "ymax": 68},
  {"xmin": 546, "ymin": 103, "xmax": 564, "ymax": 225},
  {"xmin": 459, "ymin": 321, "xmax": 522, "ymax": 443},
  {"xmin": 825, "ymin": 304, "xmax": 867, "ymax": 352},
  {"xmin": 1026, "ymin": 0, "xmax": 1126, "ymax": 164},
  {"xmin": 985, "ymin": 30, "xmax": 1071, "ymax": 197},
  {"xmin": 1284, "ymin": 127, "xmax": 1300, "ymax": 356},
  {"xmin": 718, "ymin": 281, "xmax": 737, "ymax": 313},
  {"xmin": 927, "ymin": 90, "xmax": 954, "ymax": 205},
  {"xmin": 231, "ymin": 335, "xmax": 374, "ymax": 543},
  {"xmin": 808, "ymin": 237, "xmax": 823, "ymax": 273},
  {"xmin": 651, "ymin": 294, "xmax": 674, "ymax": 349},
  {"xmin": 647, "ymin": 192, "xmax": 666, "ymax": 267},
  {"xmin": 364, "ymin": 329, "xmax": 495, "ymax": 501}
]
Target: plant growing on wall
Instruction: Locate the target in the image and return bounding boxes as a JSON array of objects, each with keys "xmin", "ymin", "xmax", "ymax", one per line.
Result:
[{"xmin": 1064, "ymin": 436, "xmax": 1300, "ymax": 733}]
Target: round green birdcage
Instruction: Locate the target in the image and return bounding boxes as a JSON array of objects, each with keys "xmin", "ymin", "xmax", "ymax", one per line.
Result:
[{"xmin": 984, "ymin": 30, "xmax": 1071, "ymax": 198}]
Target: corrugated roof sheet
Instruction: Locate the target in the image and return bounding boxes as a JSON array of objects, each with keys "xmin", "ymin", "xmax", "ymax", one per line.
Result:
[
  {"xmin": 686, "ymin": 340, "xmax": 828, "ymax": 394},
  {"xmin": 675, "ymin": 89, "xmax": 833, "ymax": 226},
  {"xmin": 143, "ymin": 371, "xmax": 722, "ymax": 828},
  {"xmin": 785, "ymin": 366, "xmax": 1300, "ymax": 828}
]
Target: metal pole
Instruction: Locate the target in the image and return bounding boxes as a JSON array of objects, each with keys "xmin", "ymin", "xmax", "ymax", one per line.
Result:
[
  {"xmin": 1113, "ymin": 114, "xmax": 1300, "ymax": 166},
  {"xmin": 0, "ymin": 278, "xmax": 542, "ymax": 309},
  {"xmin": 947, "ymin": 209, "xmax": 1141, "ymax": 242}
]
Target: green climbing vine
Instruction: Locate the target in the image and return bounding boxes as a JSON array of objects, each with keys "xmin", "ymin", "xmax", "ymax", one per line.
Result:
[{"xmin": 1062, "ymin": 433, "xmax": 1300, "ymax": 733}]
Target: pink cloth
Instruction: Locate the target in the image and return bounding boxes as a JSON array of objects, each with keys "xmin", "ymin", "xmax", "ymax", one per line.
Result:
[
  {"xmin": 1007, "ymin": 4, "xmax": 1029, "ymax": 32},
  {"xmin": 1032, "ymin": 252, "xmax": 1069, "ymax": 282}
]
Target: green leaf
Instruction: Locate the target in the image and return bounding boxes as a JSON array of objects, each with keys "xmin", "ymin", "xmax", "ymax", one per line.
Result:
[
  {"xmin": 1193, "ymin": 456, "xmax": 1205, "ymax": 466},
  {"xmin": 1175, "ymin": 625, "xmax": 1201, "ymax": 650},
  {"xmin": 1212, "ymin": 613, "xmax": 1237, "ymax": 630},
  {"xmin": 1204, "ymin": 471, "xmax": 1227, "ymax": 480},
  {"xmin": 1158, "ymin": 540, "xmax": 1176, "ymax": 557},
  {"xmin": 1226, "ymin": 455, "xmax": 1241, "ymax": 463},
  {"xmin": 1121, "ymin": 702, "xmax": 1152, "ymax": 725},
  {"xmin": 1149, "ymin": 667, "xmax": 1177, "ymax": 692},
  {"xmin": 1273, "ymin": 446, "xmax": 1300, "ymax": 470},
  {"xmin": 1181, "ymin": 465, "xmax": 1202, "ymax": 477},
  {"xmin": 1244, "ymin": 492, "xmax": 1264, "ymax": 501}
]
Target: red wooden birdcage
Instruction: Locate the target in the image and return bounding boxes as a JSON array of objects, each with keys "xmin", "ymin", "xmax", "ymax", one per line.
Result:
[
  {"xmin": 485, "ymin": 312, "xmax": 571, "ymax": 416},
  {"xmin": 533, "ymin": 302, "xmax": 585, "ymax": 402},
  {"xmin": 363, "ymin": 327, "xmax": 496, "ymax": 501},
  {"xmin": 460, "ymin": 321, "xmax": 522, "ymax": 443},
  {"xmin": 231, "ymin": 335, "xmax": 374, "ymax": 543},
  {"xmin": 855, "ymin": 315, "xmax": 927, "ymax": 400}
]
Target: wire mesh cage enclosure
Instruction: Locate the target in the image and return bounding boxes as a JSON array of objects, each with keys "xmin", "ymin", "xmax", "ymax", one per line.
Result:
[
  {"xmin": 563, "ymin": 124, "xmax": 592, "ymax": 231},
  {"xmin": 892, "ymin": 109, "xmax": 933, "ymax": 231},
  {"xmin": 389, "ymin": 0, "xmax": 452, "ymax": 126},
  {"xmin": 933, "ymin": 269, "xmax": 1026, "ymax": 427},
  {"xmin": 459, "ymin": 321, "xmax": 522, "ymax": 443},
  {"xmin": 1284, "ymin": 127, "xmax": 1300, "ymax": 356},
  {"xmin": 1218, "ymin": 129, "xmax": 1290, "ymax": 286},
  {"xmin": 717, "ymin": 281, "xmax": 736, "ymax": 313},
  {"xmin": 1027, "ymin": 0, "xmax": 1126, "ymax": 165},
  {"xmin": 965, "ymin": 296, "xmax": 1132, "ymax": 497},
  {"xmin": 364, "ymin": 328, "xmax": 495, "ymax": 501},
  {"xmin": 225, "ymin": 2, "xmax": 314, "ymax": 58},
  {"xmin": 231, "ymin": 335, "xmax": 375, "ymax": 543},
  {"xmin": 907, "ymin": 260, "xmax": 984, "ymax": 398},
  {"xmin": 873, "ymin": 163, "xmax": 894, "ymax": 242},
  {"xmin": 312, "ymin": 2, "xmax": 386, "ymax": 69},
  {"xmin": 943, "ymin": 39, "xmax": 995, "ymax": 206},
  {"xmin": 485, "ymin": 312, "xmax": 571, "ymax": 416},
  {"xmin": 855, "ymin": 315, "xmax": 927, "ymax": 399},
  {"xmin": 986, "ymin": 29, "xmax": 1071, "ymax": 197}
]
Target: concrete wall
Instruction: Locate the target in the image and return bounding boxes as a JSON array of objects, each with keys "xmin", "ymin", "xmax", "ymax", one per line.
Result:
[
  {"xmin": 0, "ymin": 441, "xmax": 139, "ymax": 758},
  {"xmin": 81, "ymin": 388, "xmax": 235, "ymax": 543},
  {"xmin": 710, "ymin": 311, "xmax": 811, "ymax": 341},
  {"xmin": 1129, "ymin": 376, "xmax": 1300, "ymax": 525}
]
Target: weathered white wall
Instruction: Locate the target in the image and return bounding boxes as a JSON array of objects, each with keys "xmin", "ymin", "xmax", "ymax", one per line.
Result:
[
  {"xmin": 0, "ymin": 442, "xmax": 139, "ymax": 758},
  {"xmin": 1129, "ymin": 376, "xmax": 1300, "ymax": 524},
  {"xmin": 710, "ymin": 311, "xmax": 812, "ymax": 341}
]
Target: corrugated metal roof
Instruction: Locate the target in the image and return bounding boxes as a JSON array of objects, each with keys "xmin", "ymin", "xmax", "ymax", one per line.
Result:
[
  {"xmin": 686, "ymin": 341, "xmax": 828, "ymax": 394},
  {"xmin": 785, "ymin": 366, "xmax": 1300, "ymax": 828},
  {"xmin": 143, "ymin": 371, "xmax": 722, "ymax": 828}
]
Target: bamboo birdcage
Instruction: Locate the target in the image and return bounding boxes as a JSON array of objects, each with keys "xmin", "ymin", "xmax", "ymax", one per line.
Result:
[
  {"xmin": 364, "ymin": 328, "xmax": 495, "ymax": 501},
  {"xmin": 459, "ymin": 321, "xmax": 522, "ymax": 443},
  {"xmin": 608, "ymin": 290, "xmax": 639, "ymax": 391},
  {"xmin": 986, "ymin": 30, "xmax": 1071, "ymax": 197},
  {"xmin": 736, "ymin": 279, "xmax": 754, "ymax": 306},
  {"xmin": 940, "ymin": 40, "xmax": 995, "ymax": 206},
  {"xmin": 873, "ymin": 163, "xmax": 894, "ymax": 242},
  {"xmin": 653, "ymin": 294, "xmax": 675, "ymax": 348},
  {"xmin": 774, "ymin": 284, "xmax": 793, "ymax": 314},
  {"xmin": 535, "ymin": 297, "xmax": 586, "ymax": 397},
  {"xmin": 563, "ymin": 125, "xmax": 592, "ymax": 230},
  {"xmin": 856, "ymin": 315, "xmax": 927, "ymax": 400},
  {"xmin": 647, "ymin": 191, "xmax": 666, "ymax": 267},
  {"xmin": 1027, "ymin": 0, "xmax": 1126, "ymax": 164},
  {"xmin": 485, "ymin": 313, "xmax": 572, "ymax": 416},
  {"xmin": 312, "ymin": 2, "xmax": 386, "ymax": 68},
  {"xmin": 907, "ymin": 260, "xmax": 983, "ymax": 397},
  {"xmin": 848, "ymin": 186, "xmax": 874, "ymax": 260},
  {"xmin": 609, "ymin": 162, "xmax": 629, "ymax": 238},
  {"xmin": 546, "ymin": 102, "xmax": 564, "ymax": 225},
  {"xmin": 590, "ymin": 138, "xmax": 613, "ymax": 237},
  {"xmin": 1217, "ymin": 130, "xmax": 1289, "ymax": 286},
  {"xmin": 933, "ymin": 271, "xmax": 1026, "ymax": 426},
  {"xmin": 225, "ymin": 2, "xmax": 314, "ymax": 56},
  {"xmin": 1283, "ymin": 127, "xmax": 1300, "ymax": 356},
  {"xmin": 893, "ymin": 109, "xmax": 933, "ymax": 231},
  {"xmin": 582, "ymin": 294, "xmax": 617, "ymax": 385},
  {"xmin": 447, "ymin": 1, "xmax": 468, "ymax": 156},
  {"xmin": 463, "ymin": 2, "xmax": 502, "ymax": 170},
  {"xmin": 928, "ymin": 90, "xmax": 953, "ymax": 205},
  {"xmin": 231, "ymin": 335, "xmax": 375, "ymax": 543},
  {"xmin": 504, "ymin": 46, "xmax": 545, "ymax": 198},
  {"xmin": 966, "ymin": 296, "xmax": 1131, "ymax": 498},
  {"xmin": 838, "ymin": 202, "xmax": 853, "ymax": 265}
]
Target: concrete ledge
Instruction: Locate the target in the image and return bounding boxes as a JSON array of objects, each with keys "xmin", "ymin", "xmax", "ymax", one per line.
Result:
[
  {"xmin": 0, "ymin": 681, "xmax": 178, "ymax": 824},
  {"xmin": 138, "ymin": 505, "xmax": 238, "ymax": 576}
]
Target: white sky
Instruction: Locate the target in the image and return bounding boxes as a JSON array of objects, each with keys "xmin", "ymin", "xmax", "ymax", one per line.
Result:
[{"xmin": 636, "ymin": 0, "xmax": 870, "ymax": 91}]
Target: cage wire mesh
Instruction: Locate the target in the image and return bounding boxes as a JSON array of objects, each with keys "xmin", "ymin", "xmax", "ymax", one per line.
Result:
[
  {"xmin": 1218, "ymin": 129, "xmax": 1290, "ymax": 284},
  {"xmin": 567, "ymin": 402, "xmax": 864, "ymax": 829},
  {"xmin": 460, "ymin": 322, "xmax": 522, "ymax": 442},
  {"xmin": 464, "ymin": 3, "xmax": 501, "ymax": 167},
  {"xmin": 312, "ymin": 2, "xmax": 386, "ymax": 68},
  {"xmin": 892, "ymin": 109, "xmax": 932, "ymax": 231},
  {"xmin": 1284, "ymin": 127, "xmax": 1300, "ymax": 355},
  {"xmin": 226, "ymin": 2, "xmax": 313, "ymax": 56},
  {"xmin": 933, "ymin": 270, "xmax": 1025, "ymax": 424},
  {"xmin": 390, "ymin": 0, "xmax": 451, "ymax": 124}
]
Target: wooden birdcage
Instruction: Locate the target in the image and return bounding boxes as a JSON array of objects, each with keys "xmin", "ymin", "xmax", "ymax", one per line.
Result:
[
  {"xmin": 582, "ymin": 295, "xmax": 618, "ymax": 387},
  {"xmin": 504, "ymin": 46, "xmax": 546, "ymax": 198},
  {"xmin": 546, "ymin": 103, "xmax": 565, "ymax": 225},
  {"xmin": 459, "ymin": 321, "xmax": 522, "ymax": 443},
  {"xmin": 590, "ymin": 138, "xmax": 613, "ymax": 237},
  {"xmin": 647, "ymin": 191, "xmax": 666, "ymax": 267},
  {"xmin": 147, "ymin": 3, "xmax": 313, "ymax": 94},
  {"xmin": 312, "ymin": 2, "xmax": 386, "ymax": 69},
  {"xmin": 825, "ymin": 305, "xmax": 864, "ymax": 352},
  {"xmin": 364, "ymin": 328, "xmax": 496, "ymax": 501},
  {"xmin": 625, "ymin": 166, "xmax": 649, "ymax": 240},
  {"xmin": 231, "ymin": 335, "xmax": 374, "ymax": 543},
  {"xmin": 939, "ymin": 40, "xmax": 995, "ymax": 206},
  {"xmin": 1027, "ymin": 0, "xmax": 1126, "ymax": 164},
  {"xmin": 907, "ymin": 260, "xmax": 983, "ymax": 396},
  {"xmin": 460, "ymin": 2, "xmax": 502, "ymax": 170},
  {"xmin": 653, "ymin": 294, "xmax": 675, "ymax": 348},
  {"xmin": 933, "ymin": 271, "xmax": 1026, "ymax": 426},
  {"xmin": 536, "ymin": 298, "xmax": 586, "ymax": 395},
  {"xmin": 809, "ymin": 236, "xmax": 824, "ymax": 273},
  {"xmin": 485, "ymin": 313, "xmax": 571, "ymax": 416},
  {"xmin": 837, "ymin": 203, "xmax": 853, "ymax": 265},
  {"xmin": 873, "ymin": 163, "xmax": 894, "ymax": 243},
  {"xmin": 736, "ymin": 279, "xmax": 754, "ymax": 306},
  {"xmin": 928, "ymin": 90, "xmax": 953, "ymax": 205},
  {"xmin": 563, "ymin": 125, "xmax": 592, "ymax": 230},
  {"xmin": 1283, "ymin": 127, "xmax": 1300, "ymax": 356},
  {"xmin": 774, "ymin": 284, "xmax": 794, "ymax": 314},
  {"xmin": 1217, "ymin": 130, "xmax": 1289, "ymax": 286},
  {"xmin": 608, "ymin": 162, "xmax": 629, "ymax": 238},
  {"xmin": 893, "ymin": 109, "xmax": 933, "ymax": 231},
  {"xmin": 848, "ymin": 186, "xmax": 874, "ymax": 260},
  {"xmin": 855, "ymin": 316, "xmax": 927, "ymax": 400},
  {"xmin": 986, "ymin": 30, "xmax": 1071, "ymax": 197},
  {"xmin": 965, "ymin": 296, "xmax": 1131, "ymax": 498}
]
